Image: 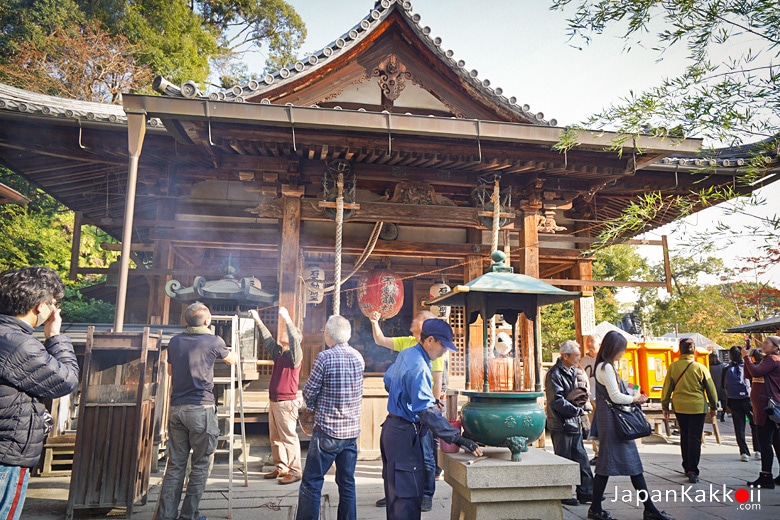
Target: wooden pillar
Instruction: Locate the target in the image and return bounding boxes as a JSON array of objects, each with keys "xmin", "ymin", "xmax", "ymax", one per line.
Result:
[
  {"xmin": 278, "ymin": 185, "xmax": 304, "ymax": 338},
  {"xmin": 147, "ymin": 201, "xmax": 174, "ymax": 325},
  {"xmin": 517, "ymin": 206, "xmax": 540, "ymax": 392},
  {"xmin": 69, "ymin": 212, "xmax": 82, "ymax": 281},
  {"xmin": 572, "ymin": 259, "xmax": 595, "ymax": 349}
]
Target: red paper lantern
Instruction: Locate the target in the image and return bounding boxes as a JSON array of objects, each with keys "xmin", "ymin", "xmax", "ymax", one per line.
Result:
[{"xmin": 357, "ymin": 267, "xmax": 404, "ymax": 319}]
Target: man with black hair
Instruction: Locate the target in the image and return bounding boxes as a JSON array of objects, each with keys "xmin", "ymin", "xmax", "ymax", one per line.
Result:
[
  {"xmin": 0, "ymin": 267, "xmax": 80, "ymax": 520},
  {"xmin": 158, "ymin": 302, "xmax": 238, "ymax": 520}
]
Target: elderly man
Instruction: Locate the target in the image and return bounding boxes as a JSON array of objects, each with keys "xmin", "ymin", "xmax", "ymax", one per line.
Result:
[
  {"xmin": 250, "ymin": 307, "xmax": 303, "ymax": 485},
  {"xmin": 545, "ymin": 339, "xmax": 593, "ymax": 506},
  {"xmin": 381, "ymin": 319, "xmax": 482, "ymax": 520},
  {"xmin": 0, "ymin": 267, "xmax": 80, "ymax": 520},
  {"xmin": 296, "ymin": 315, "xmax": 364, "ymax": 520},
  {"xmin": 369, "ymin": 310, "xmax": 445, "ymax": 510}
]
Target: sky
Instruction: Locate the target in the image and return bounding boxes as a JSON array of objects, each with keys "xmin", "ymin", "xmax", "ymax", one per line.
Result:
[{"xmin": 244, "ymin": 0, "xmax": 780, "ymax": 289}]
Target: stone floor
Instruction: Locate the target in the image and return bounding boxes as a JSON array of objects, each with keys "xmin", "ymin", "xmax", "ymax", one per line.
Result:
[{"xmin": 22, "ymin": 417, "xmax": 780, "ymax": 519}]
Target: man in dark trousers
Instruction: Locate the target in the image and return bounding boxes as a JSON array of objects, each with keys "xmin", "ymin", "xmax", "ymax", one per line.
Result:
[
  {"xmin": 249, "ymin": 307, "xmax": 303, "ymax": 484},
  {"xmin": 0, "ymin": 267, "xmax": 80, "ymax": 520},
  {"xmin": 545, "ymin": 339, "xmax": 593, "ymax": 506},
  {"xmin": 157, "ymin": 302, "xmax": 238, "ymax": 520},
  {"xmin": 296, "ymin": 315, "xmax": 364, "ymax": 520},
  {"xmin": 381, "ymin": 319, "xmax": 482, "ymax": 520}
]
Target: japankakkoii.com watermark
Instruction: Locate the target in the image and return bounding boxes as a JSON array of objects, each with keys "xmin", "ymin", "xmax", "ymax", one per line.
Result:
[{"xmin": 610, "ymin": 484, "xmax": 764, "ymax": 511}]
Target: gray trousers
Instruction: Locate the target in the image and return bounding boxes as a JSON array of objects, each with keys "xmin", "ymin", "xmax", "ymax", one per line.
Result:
[{"xmin": 157, "ymin": 404, "xmax": 219, "ymax": 520}]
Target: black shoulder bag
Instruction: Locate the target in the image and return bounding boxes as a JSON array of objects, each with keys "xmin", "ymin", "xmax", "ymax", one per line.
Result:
[{"xmin": 601, "ymin": 365, "xmax": 652, "ymax": 440}]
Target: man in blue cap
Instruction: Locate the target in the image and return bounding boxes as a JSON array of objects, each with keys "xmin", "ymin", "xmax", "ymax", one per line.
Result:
[{"xmin": 381, "ymin": 318, "xmax": 482, "ymax": 520}]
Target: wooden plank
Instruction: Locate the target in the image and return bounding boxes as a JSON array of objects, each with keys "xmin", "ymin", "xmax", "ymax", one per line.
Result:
[{"xmin": 540, "ymin": 278, "xmax": 667, "ymax": 288}]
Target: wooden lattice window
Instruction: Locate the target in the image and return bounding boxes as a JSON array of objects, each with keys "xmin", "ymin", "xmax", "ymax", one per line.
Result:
[{"xmin": 449, "ymin": 306, "xmax": 466, "ymax": 377}]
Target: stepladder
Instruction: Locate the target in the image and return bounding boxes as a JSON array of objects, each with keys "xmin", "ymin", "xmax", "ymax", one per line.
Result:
[{"xmin": 211, "ymin": 314, "xmax": 250, "ymax": 518}]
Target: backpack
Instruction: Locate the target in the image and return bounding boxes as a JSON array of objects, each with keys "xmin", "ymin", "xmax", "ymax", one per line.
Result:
[{"xmin": 724, "ymin": 363, "xmax": 750, "ymax": 399}]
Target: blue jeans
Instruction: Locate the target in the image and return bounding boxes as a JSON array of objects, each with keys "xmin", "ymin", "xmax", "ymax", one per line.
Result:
[
  {"xmin": 0, "ymin": 465, "xmax": 29, "ymax": 520},
  {"xmin": 421, "ymin": 429, "xmax": 435, "ymax": 499},
  {"xmin": 296, "ymin": 430, "xmax": 357, "ymax": 520},
  {"xmin": 157, "ymin": 404, "xmax": 219, "ymax": 520}
]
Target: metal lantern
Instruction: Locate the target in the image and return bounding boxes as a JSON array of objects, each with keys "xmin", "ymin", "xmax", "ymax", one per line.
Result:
[
  {"xmin": 357, "ymin": 266, "xmax": 404, "ymax": 319},
  {"xmin": 303, "ymin": 265, "xmax": 325, "ymax": 305},
  {"xmin": 428, "ymin": 281, "xmax": 452, "ymax": 319}
]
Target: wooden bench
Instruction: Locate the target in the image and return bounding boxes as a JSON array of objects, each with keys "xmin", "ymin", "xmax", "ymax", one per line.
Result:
[
  {"xmin": 651, "ymin": 414, "xmax": 721, "ymax": 445},
  {"xmin": 41, "ymin": 434, "xmax": 76, "ymax": 477}
]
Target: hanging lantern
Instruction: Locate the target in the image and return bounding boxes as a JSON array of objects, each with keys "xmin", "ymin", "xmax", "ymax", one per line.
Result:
[
  {"xmin": 303, "ymin": 265, "xmax": 325, "ymax": 305},
  {"xmin": 357, "ymin": 266, "xmax": 404, "ymax": 319},
  {"xmin": 428, "ymin": 281, "xmax": 452, "ymax": 319}
]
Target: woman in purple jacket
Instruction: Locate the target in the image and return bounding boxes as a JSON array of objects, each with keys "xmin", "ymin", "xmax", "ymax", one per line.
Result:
[{"xmin": 743, "ymin": 336, "xmax": 780, "ymax": 489}]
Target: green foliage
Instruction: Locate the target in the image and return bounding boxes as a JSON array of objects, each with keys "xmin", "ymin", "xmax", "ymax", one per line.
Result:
[
  {"xmin": 541, "ymin": 244, "xmax": 649, "ymax": 356},
  {"xmin": 550, "ymin": 1, "xmax": 780, "ymax": 253},
  {"xmin": 0, "ymin": 0, "xmax": 306, "ymax": 89},
  {"xmin": 551, "ymin": 0, "xmax": 780, "ymax": 145},
  {"xmin": 0, "ymin": 169, "xmax": 117, "ymax": 321},
  {"xmin": 59, "ymin": 287, "xmax": 115, "ymax": 323}
]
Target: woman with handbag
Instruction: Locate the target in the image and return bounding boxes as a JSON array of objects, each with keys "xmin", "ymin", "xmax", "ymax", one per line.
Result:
[
  {"xmin": 587, "ymin": 331, "xmax": 674, "ymax": 520},
  {"xmin": 743, "ymin": 336, "xmax": 780, "ymax": 489},
  {"xmin": 660, "ymin": 338, "xmax": 719, "ymax": 484}
]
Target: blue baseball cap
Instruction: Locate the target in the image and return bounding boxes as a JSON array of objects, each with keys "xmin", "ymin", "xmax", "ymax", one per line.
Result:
[{"xmin": 422, "ymin": 318, "xmax": 457, "ymax": 352}]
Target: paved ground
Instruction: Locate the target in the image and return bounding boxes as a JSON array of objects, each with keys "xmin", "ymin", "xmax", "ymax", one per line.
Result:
[{"xmin": 23, "ymin": 417, "xmax": 780, "ymax": 519}]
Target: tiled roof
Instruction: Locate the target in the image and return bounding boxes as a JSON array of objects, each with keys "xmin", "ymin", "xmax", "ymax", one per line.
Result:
[
  {"xmin": 0, "ymin": 82, "xmax": 163, "ymax": 127},
  {"xmin": 199, "ymin": 0, "xmax": 557, "ymax": 126}
]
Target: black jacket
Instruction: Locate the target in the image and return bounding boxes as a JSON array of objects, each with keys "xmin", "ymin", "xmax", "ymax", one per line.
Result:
[
  {"xmin": 0, "ymin": 315, "xmax": 80, "ymax": 467},
  {"xmin": 545, "ymin": 358, "xmax": 584, "ymax": 433}
]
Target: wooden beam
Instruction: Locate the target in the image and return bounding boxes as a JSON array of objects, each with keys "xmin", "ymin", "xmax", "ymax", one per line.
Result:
[
  {"xmin": 278, "ymin": 186, "xmax": 303, "ymax": 335},
  {"xmin": 539, "ymin": 234, "xmax": 664, "ymax": 246},
  {"xmin": 540, "ymin": 279, "xmax": 667, "ymax": 288}
]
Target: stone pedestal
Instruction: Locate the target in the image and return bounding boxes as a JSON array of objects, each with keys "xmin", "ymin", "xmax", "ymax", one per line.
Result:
[{"xmin": 440, "ymin": 446, "xmax": 579, "ymax": 520}]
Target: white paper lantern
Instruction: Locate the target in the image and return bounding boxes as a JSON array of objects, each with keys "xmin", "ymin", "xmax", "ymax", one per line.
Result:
[
  {"xmin": 304, "ymin": 265, "xmax": 325, "ymax": 304},
  {"xmin": 428, "ymin": 282, "xmax": 452, "ymax": 319}
]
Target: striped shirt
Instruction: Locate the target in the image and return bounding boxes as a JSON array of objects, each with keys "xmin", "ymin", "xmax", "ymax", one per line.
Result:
[{"xmin": 303, "ymin": 343, "xmax": 364, "ymax": 439}]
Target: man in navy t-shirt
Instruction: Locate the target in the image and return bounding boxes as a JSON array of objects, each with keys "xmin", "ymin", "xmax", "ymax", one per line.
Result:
[{"xmin": 157, "ymin": 302, "xmax": 237, "ymax": 520}]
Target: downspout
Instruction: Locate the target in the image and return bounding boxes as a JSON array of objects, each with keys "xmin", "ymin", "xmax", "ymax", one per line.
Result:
[{"xmin": 114, "ymin": 111, "xmax": 147, "ymax": 332}]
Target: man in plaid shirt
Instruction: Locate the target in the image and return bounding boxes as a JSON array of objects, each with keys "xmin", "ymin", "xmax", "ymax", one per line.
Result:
[{"xmin": 296, "ymin": 315, "xmax": 364, "ymax": 520}]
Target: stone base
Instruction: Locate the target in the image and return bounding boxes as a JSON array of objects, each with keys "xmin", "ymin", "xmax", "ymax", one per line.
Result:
[{"xmin": 440, "ymin": 446, "xmax": 579, "ymax": 520}]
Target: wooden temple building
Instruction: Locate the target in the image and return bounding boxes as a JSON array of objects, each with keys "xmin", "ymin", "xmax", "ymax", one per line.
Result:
[{"xmin": 1, "ymin": 0, "xmax": 778, "ymax": 458}]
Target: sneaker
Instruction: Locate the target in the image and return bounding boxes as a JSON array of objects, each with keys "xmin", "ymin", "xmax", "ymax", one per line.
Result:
[
  {"xmin": 741, "ymin": 454, "xmax": 750, "ymax": 462},
  {"xmin": 421, "ymin": 497, "xmax": 433, "ymax": 512},
  {"xmin": 561, "ymin": 498, "xmax": 580, "ymax": 506},
  {"xmin": 753, "ymin": 452, "xmax": 762, "ymax": 461},
  {"xmin": 375, "ymin": 497, "xmax": 386, "ymax": 507}
]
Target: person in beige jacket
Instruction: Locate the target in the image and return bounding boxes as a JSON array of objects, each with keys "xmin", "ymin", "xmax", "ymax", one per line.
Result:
[{"xmin": 661, "ymin": 338, "xmax": 718, "ymax": 483}]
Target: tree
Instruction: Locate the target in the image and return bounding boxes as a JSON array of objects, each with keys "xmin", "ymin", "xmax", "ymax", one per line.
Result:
[
  {"xmin": 0, "ymin": 169, "xmax": 118, "ymax": 322},
  {"xmin": 551, "ymin": 1, "xmax": 780, "ymax": 249},
  {"xmin": 0, "ymin": 0, "xmax": 306, "ymax": 88},
  {"xmin": 540, "ymin": 244, "xmax": 649, "ymax": 357},
  {"xmin": 0, "ymin": 23, "xmax": 153, "ymax": 102}
]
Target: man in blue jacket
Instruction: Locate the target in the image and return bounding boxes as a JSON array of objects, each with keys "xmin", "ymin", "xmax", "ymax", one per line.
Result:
[
  {"xmin": 545, "ymin": 339, "xmax": 593, "ymax": 506},
  {"xmin": 0, "ymin": 267, "xmax": 80, "ymax": 520}
]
